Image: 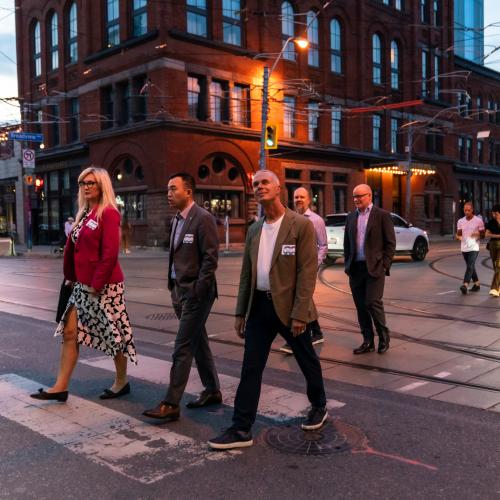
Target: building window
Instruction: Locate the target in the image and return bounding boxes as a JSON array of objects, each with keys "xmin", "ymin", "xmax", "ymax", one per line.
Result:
[
  {"xmin": 434, "ymin": 53, "xmax": 440, "ymax": 99},
  {"xmin": 132, "ymin": 75, "xmax": 147, "ymax": 122},
  {"xmin": 101, "ymin": 86, "xmax": 114, "ymax": 129},
  {"xmin": 390, "ymin": 40, "xmax": 399, "ymax": 90},
  {"xmin": 373, "ymin": 115, "xmax": 382, "ymax": 151},
  {"xmin": 488, "ymin": 99, "xmax": 495, "ymax": 124},
  {"xmin": 281, "ymin": 2, "xmax": 295, "ymax": 61},
  {"xmin": 420, "ymin": 0, "xmax": 429, "ymax": 23},
  {"xmin": 117, "ymin": 81, "xmax": 131, "ymax": 125},
  {"xmin": 49, "ymin": 105, "xmax": 60, "ymax": 147},
  {"xmin": 476, "ymin": 95, "xmax": 483, "ymax": 120},
  {"xmin": 210, "ymin": 80, "xmax": 229, "ymax": 122},
  {"xmin": 477, "ymin": 140, "xmax": 483, "ymax": 163},
  {"xmin": 394, "ymin": 0, "xmax": 402, "ymax": 10},
  {"xmin": 67, "ymin": 3, "xmax": 78, "ymax": 63},
  {"xmin": 33, "ymin": 21, "xmax": 41, "ymax": 77},
  {"xmin": 426, "ymin": 131, "xmax": 443, "ymax": 155},
  {"xmin": 132, "ymin": 0, "xmax": 147, "ymax": 37},
  {"xmin": 307, "ymin": 11, "xmax": 319, "ymax": 67},
  {"xmin": 331, "ymin": 106, "xmax": 341, "ymax": 145},
  {"xmin": 188, "ymin": 75, "xmax": 207, "ymax": 120},
  {"xmin": 421, "ymin": 48, "xmax": 429, "ymax": 96},
  {"xmin": 458, "ymin": 137, "xmax": 465, "ymax": 161},
  {"xmin": 372, "ymin": 34, "xmax": 382, "ymax": 85},
  {"xmin": 232, "ymin": 84, "xmax": 250, "ymax": 127},
  {"xmin": 432, "ymin": 0, "xmax": 441, "ymax": 26},
  {"xmin": 283, "ymin": 96, "xmax": 296, "ymax": 138},
  {"xmin": 466, "ymin": 137, "xmax": 473, "ymax": 163},
  {"xmin": 333, "ymin": 174, "xmax": 347, "ymax": 213},
  {"xmin": 48, "ymin": 12, "xmax": 59, "ymax": 71},
  {"xmin": 489, "ymin": 141, "xmax": 495, "ymax": 165},
  {"xmin": 116, "ymin": 192, "xmax": 145, "ymax": 221},
  {"xmin": 187, "ymin": 0, "xmax": 208, "ymax": 37},
  {"xmin": 222, "ymin": 0, "xmax": 242, "ymax": 46},
  {"xmin": 195, "ymin": 190, "xmax": 242, "ymax": 219},
  {"xmin": 391, "ymin": 118, "xmax": 399, "ymax": 153},
  {"xmin": 106, "ymin": 0, "xmax": 120, "ymax": 47},
  {"xmin": 308, "ymin": 102, "xmax": 320, "ymax": 141},
  {"xmin": 330, "ymin": 19, "xmax": 342, "ymax": 74},
  {"xmin": 68, "ymin": 98, "xmax": 79, "ymax": 142}
]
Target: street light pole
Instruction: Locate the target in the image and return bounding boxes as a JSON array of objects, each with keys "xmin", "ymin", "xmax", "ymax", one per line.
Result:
[{"xmin": 405, "ymin": 125, "xmax": 413, "ymax": 220}]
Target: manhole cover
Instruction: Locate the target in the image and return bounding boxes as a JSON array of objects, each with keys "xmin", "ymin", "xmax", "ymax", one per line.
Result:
[
  {"xmin": 263, "ymin": 418, "xmax": 366, "ymax": 456},
  {"xmin": 145, "ymin": 312, "xmax": 177, "ymax": 321}
]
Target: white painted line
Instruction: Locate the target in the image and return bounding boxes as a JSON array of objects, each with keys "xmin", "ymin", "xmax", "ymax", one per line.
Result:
[
  {"xmin": 436, "ymin": 290, "xmax": 456, "ymax": 295},
  {"xmin": 397, "ymin": 381, "xmax": 429, "ymax": 393},
  {"xmin": 434, "ymin": 371, "xmax": 451, "ymax": 378},
  {"xmin": 80, "ymin": 354, "xmax": 346, "ymax": 420},
  {"xmin": 0, "ymin": 374, "xmax": 231, "ymax": 484}
]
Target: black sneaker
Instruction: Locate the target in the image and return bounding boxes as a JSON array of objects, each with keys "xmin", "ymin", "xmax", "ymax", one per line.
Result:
[
  {"xmin": 208, "ymin": 427, "xmax": 253, "ymax": 450},
  {"xmin": 311, "ymin": 332, "xmax": 324, "ymax": 345},
  {"xmin": 279, "ymin": 343, "xmax": 293, "ymax": 355},
  {"xmin": 470, "ymin": 284, "xmax": 480, "ymax": 292},
  {"xmin": 301, "ymin": 407, "xmax": 328, "ymax": 431},
  {"xmin": 460, "ymin": 285, "xmax": 468, "ymax": 295}
]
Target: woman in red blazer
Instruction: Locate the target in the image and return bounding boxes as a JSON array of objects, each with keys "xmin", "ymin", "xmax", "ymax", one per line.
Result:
[{"xmin": 31, "ymin": 166, "xmax": 137, "ymax": 402}]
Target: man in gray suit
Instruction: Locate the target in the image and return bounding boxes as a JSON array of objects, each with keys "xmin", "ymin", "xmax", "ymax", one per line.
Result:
[
  {"xmin": 143, "ymin": 173, "xmax": 221, "ymax": 421},
  {"xmin": 344, "ymin": 184, "xmax": 396, "ymax": 355}
]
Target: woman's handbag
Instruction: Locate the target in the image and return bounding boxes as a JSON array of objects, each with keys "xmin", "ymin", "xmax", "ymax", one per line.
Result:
[{"xmin": 56, "ymin": 281, "xmax": 73, "ymax": 323}]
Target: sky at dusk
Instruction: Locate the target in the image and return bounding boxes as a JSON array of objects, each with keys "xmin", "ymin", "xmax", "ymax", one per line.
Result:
[{"xmin": 1, "ymin": 0, "xmax": 500, "ymax": 124}]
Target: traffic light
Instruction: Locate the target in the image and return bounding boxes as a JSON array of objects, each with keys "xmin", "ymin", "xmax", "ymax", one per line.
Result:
[
  {"xmin": 34, "ymin": 177, "xmax": 44, "ymax": 193},
  {"xmin": 264, "ymin": 123, "xmax": 278, "ymax": 149}
]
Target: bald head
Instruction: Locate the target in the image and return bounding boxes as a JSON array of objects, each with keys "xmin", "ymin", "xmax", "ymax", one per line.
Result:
[
  {"xmin": 353, "ymin": 184, "xmax": 373, "ymax": 210},
  {"xmin": 293, "ymin": 187, "xmax": 311, "ymax": 214}
]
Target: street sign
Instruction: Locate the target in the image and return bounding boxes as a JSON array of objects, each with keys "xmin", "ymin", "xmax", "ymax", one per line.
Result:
[
  {"xmin": 8, "ymin": 132, "xmax": 44, "ymax": 142},
  {"xmin": 22, "ymin": 149, "xmax": 35, "ymax": 170},
  {"xmin": 24, "ymin": 174, "xmax": 33, "ymax": 186}
]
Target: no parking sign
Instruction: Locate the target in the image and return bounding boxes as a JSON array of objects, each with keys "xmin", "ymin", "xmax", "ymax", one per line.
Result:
[{"xmin": 22, "ymin": 149, "xmax": 35, "ymax": 170}]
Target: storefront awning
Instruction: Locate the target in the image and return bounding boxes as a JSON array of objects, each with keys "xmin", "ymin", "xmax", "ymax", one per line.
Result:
[{"xmin": 367, "ymin": 161, "xmax": 436, "ymax": 176}]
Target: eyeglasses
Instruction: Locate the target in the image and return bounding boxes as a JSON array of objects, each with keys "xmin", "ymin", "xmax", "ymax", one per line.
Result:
[
  {"xmin": 78, "ymin": 181, "xmax": 97, "ymax": 188},
  {"xmin": 353, "ymin": 193, "xmax": 370, "ymax": 199}
]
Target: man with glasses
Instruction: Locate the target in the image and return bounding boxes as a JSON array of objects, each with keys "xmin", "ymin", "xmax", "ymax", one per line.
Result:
[{"xmin": 344, "ymin": 184, "xmax": 396, "ymax": 354}]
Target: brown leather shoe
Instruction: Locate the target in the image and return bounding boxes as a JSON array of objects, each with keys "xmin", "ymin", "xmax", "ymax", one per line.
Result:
[
  {"xmin": 186, "ymin": 390, "xmax": 222, "ymax": 409},
  {"xmin": 142, "ymin": 402, "xmax": 180, "ymax": 421}
]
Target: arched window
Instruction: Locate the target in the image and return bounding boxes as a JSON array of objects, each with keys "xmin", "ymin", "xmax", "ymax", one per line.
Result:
[
  {"xmin": 49, "ymin": 12, "xmax": 59, "ymax": 71},
  {"xmin": 330, "ymin": 18, "xmax": 341, "ymax": 74},
  {"xmin": 307, "ymin": 11, "xmax": 319, "ymax": 67},
  {"xmin": 281, "ymin": 2, "xmax": 295, "ymax": 61},
  {"xmin": 372, "ymin": 34, "xmax": 382, "ymax": 85},
  {"xmin": 33, "ymin": 21, "xmax": 41, "ymax": 77},
  {"xmin": 67, "ymin": 3, "xmax": 78, "ymax": 63},
  {"xmin": 390, "ymin": 40, "xmax": 399, "ymax": 89}
]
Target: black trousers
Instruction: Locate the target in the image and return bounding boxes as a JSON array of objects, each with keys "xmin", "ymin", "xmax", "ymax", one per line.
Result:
[
  {"xmin": 232, "ymin": 291, "xmax": 326, "ymax": 432},
  {"xmin": 462, "ymin": 251, "xmax": 479, "ymax": 284},
  {"xmin": 348, "ymin": 261, "xmax": 388, "ymax": 343},
  {"xmin": 164, "ymin": 282, "xmax": 220, "ymax": 405}
]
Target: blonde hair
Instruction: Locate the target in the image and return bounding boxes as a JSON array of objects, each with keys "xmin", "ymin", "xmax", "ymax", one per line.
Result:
[{"xmin": 74, "ymin": 166, "xmax": 119, "ymax": 225}]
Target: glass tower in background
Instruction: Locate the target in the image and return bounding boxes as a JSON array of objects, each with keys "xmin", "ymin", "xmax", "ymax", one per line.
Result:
[{"xmin": 454, "ymin": 0, "xmax": 484, "ymax": 63}]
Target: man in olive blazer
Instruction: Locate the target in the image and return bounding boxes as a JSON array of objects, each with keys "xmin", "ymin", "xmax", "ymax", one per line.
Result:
[
  {"xmin": 344, "ymin": 184, "xmax": 396, "ymax": 355},
  {"xmin": 208, "ymin": 170, "xmax": 327, "ymax": 450}
]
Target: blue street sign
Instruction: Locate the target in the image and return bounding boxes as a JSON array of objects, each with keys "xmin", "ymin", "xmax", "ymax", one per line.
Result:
[{"xmin": 8, "ymin": 132, "xmax": 44, "ymax": 142}]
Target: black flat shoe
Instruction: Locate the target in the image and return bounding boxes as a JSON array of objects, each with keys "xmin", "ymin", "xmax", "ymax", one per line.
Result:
[
  {"xmin": 30, "ymin": 388, "xmax": 68, "ymax": 402},
  {"xmin": 353, "ymin": 342, "xmax": 375, "ymax": 354},
  {"xmin": 99, "ymin": 382, "xmax": 131, "ymax": 400}
]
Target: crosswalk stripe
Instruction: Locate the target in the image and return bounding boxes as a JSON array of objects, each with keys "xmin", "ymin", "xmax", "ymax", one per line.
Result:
[
  {"xmin": 80, "ymin": 354, "xmax": 346, "ymax": 420},
  {"xmin": 0, "ymin": 374, "xmax": 234, "ymax": 484}
]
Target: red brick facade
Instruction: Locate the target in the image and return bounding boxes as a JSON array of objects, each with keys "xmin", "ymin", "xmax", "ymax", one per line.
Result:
[{"xmin": 15, "ymin": 0, "xmax": 500, "ymax": 245}]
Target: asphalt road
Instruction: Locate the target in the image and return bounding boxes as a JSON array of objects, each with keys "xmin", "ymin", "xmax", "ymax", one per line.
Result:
[{"xmin": 0, "ymin": 245, "xmax": 499, "ymax": 499}]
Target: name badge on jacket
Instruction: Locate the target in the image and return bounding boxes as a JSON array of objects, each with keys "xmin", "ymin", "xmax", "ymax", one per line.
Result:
[
  {"xmin": 183, "ymin": 234, "xmax": 194, "ymax": 244},
  {"xmin": 282, "ymin": 244, "xmax": 295, "ymax": 256},
  {"xmin": 86, "ymin": 219, "xmax": 98, "ymax": 230}
]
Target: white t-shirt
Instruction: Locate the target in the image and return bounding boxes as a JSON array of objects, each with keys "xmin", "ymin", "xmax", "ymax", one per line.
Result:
[
  {"xmin": 457, "ymin": 215, "xmax": 484, "ymax": 252},
  {"xmin": 256, "ymin": 214, "xmax": 285, "ymax": 291}
]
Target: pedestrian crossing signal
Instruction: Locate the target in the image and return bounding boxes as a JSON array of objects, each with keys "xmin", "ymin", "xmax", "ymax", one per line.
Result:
[{"xmin": 265, "ymin": 124, "xmax": 278, "ymax": 149}]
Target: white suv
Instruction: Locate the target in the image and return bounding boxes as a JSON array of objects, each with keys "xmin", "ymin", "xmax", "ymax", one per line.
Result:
[{"xmin": 325, "ymin": 212, "xmax": 429, "ymax": 263}]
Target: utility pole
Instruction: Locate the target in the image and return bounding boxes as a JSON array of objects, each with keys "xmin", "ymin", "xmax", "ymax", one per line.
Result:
[
  {"xmin": 258, "ymin": 66, "xmax": 269, "ymax": 171},
  {"xmin": 405, "ymin": 126, "xmax": 413, "ymax": 220}
]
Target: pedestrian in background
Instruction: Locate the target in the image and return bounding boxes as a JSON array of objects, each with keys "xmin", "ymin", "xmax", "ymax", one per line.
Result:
[
  {"xmin": 280, "ymin": 186, "xmax": 327, "ymax": 354},
  {"xmin": 143, "ymin": 173, "xmax": 221, "ymax": 423},
  {"xmin": 208, "ymin": 170, "xmax": 327, "ymax": 450},
  {"xmin": 31, "ymin": 166, "xmax": 137, "ymax": 403},
  {"xmin": 64, "ymin": 217, "xmax": 74, "ymax": 239},
  {"xmin": 485, "ymin": 204, "xmax": 500, "ymax": 297},
  {"xmin": 456, "ymin": 202, "xmax": 485, "ymax": 295},
  {"xmin": 344, "ymin": 184, "xmax": 396, "ymax": 355}
]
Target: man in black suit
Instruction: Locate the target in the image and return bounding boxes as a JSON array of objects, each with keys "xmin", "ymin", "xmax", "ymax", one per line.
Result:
[
  {"xmin": 344, "ymin": 184, "xmax": 396, "ymax": 354},
  {"xmin": 143, "ymin": 173, "xmax": 221, "ymax": 421}
]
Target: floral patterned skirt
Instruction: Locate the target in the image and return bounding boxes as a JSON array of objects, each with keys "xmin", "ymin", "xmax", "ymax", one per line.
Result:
[{"xmin": 55, "ymin": 282, "xmax": 137, "ymax": 364}]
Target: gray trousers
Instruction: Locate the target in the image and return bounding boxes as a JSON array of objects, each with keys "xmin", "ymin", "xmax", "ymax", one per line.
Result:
[
  {"xmin": 349, "ymin": 261, "xmax": 389, "ymax": 343},
  {"xmin": 164, "ymin": 282, "xmax": 220, "ymax": 405}
]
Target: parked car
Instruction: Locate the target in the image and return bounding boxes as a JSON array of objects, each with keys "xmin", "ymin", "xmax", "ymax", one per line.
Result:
[{"xmin": 325, "ymin": 212, "xmax": 429, "ymax": 263}]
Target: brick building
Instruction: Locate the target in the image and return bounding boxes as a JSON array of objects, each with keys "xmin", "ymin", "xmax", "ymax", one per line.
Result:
[{"xmin": 15, "ymin": 0, "xmax": 500, "ymax": 245}]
